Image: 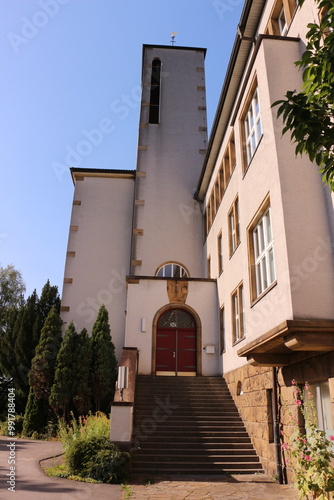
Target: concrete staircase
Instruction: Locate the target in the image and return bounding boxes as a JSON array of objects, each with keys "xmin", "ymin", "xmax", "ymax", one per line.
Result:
[{"xmin": 131, "ymin": 375, "xmax": 263, "ymax": 475}]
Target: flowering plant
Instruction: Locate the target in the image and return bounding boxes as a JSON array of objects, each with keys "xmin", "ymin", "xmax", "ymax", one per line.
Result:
[{"xmin": 281, "ymin": 380, "xmax": 334, "ymax": 499}]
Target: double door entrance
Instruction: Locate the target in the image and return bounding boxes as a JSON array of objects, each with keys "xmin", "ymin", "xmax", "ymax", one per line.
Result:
[{"xmin": 156, "ymin": 308, "xmax": 197, "ymax": 376}]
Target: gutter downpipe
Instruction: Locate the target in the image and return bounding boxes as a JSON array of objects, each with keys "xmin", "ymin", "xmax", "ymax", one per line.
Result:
[{"xmin": 272, "ymin": 366, "xmax": 284, "ymax": 484}]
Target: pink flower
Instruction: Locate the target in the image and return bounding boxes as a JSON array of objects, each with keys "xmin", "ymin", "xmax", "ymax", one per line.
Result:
[
  {"xmin": 305, "ymin": 455, "xmax": 311, "ymax": 461},
  {"xmin": 282, "ymin": 443, "xmax": 289, "ymax": 450},
  {"xmin": 295, "ymin": 389, "xmax": 299, "ymax": 394},
  {"xmin": 296, "ymin": 400, "xmax": 302, "ymax": 406},
  {"xmin": 330, "ymin": 436, "xmax": 334, "ymax": 441},
  {"xmin": 291, "ymin": 380, "xmax": 295, "ymax": 385},
  {"xmin": 305, "ymin": 384, "xmax": 309, "ymax": 390},
  {"xmin": 303, "ymin": 438, "xmax": 307, "ymax": 444}
]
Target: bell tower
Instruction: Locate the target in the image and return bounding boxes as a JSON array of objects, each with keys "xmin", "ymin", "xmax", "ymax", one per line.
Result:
[{"xmin": 130, "ymin": 44, "xmax": 208, "ymax": 279}]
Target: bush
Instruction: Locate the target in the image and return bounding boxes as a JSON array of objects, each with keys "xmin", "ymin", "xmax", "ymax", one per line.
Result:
[
  {"xmin": 66, "ymin": 435, "xmax": 130, "ymax": 484},
  {"xmin": 0, "ymin": 414, "xmax": 24, "ymax": 436}
]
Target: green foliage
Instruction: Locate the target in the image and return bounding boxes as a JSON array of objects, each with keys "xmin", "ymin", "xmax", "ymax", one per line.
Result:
[
  {"xmin": 66, "ymin": 436, "xmax": 130, "ymax": 484},
  {"xmin": 49, "ymin": 322, "xmax": 78, "ymax": 419},
  {"xmin": 0, "ymin": 414, "xmax": 24, "ymax": 436},
  {"xmin": 58, "ymin": 412, "xmax": 110, "ymax": 451},
  {"xmin": 14, "ymin": 290, "xmax": 39, "ymax": 393},
  {"xmin": 29, "ymin": 307, "xmax": 62, "ymax": 401},
  {"xmin": 22, "ymin": 387, "xmax": 50, "ymax": 436},
  {"xmin": 91, "ymin": 305, "xmax": 117, "ymax": 412},
  {"xmin": 72, "ymin": 328, "xmax": 92, "ymax": 415},
  {"xmin": 0, "ymin": 264, "xmax": 25, "ymax": 329},
  {"xmin": 281, "ymin": 380, "xmax": 334, "ymax": 499},
  {"xmin": 272, "ymin": 0, "xmax": 334, "ymax": 190},
  {"xmin": 57, "ymin": 412, "xmax": 129, "ymax": 484}
]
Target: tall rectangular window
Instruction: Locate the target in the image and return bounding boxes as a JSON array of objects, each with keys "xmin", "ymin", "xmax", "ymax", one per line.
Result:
[
  {"xmin": 149, "ymin": 59, "xmax": 161, "ymax": 124},
  {"xmin": 218, "ymin": 232, "xmax": 223, "ymax": 275},
  {"xmin": 243, "ymin": 87, "xmax": 262, "ymax": 166},
  {"xmin": 248, "ymin": 197, "xmax": 276, "ymax": 302},
  {"xmin": 304, "ymin": 381, "xmax": 334, "ymax": 440},
  {"xmin": 220, "ymin": 306, "xmax": 225, "ymax": 354},
  {"xmin": 228, "ymin": 196, "xmax": 240, "ymax": 256},
  {"xmin": 232, "ymin": 282, "xmax": 244, "ymax": 344}
]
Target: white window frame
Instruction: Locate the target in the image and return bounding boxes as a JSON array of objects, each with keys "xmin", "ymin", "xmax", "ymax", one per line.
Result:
[
  {"xmin": 252, "ymin": 207, "xmax": 276, "ymax": 298},
  {"xmin": 304, "ymin": 381, "xmax": 334, "ymax": 440},
  {"xmin": 278, "ymin": 5, "xmax": 288, "ymax": 35},
  {"xmin": 156, "ymin": 263, "xmax": 188, "ymax": 278},
  {"xmin": 228, "ymin": 197, "xmax": 240, "ymax": 256},
  {"xmin": 244, "ymin": 87, "xmax": 263, "ymax": 165},
  {"xmin": 232, "ymin": 283, "xmax": 244, "ymax": 344}
]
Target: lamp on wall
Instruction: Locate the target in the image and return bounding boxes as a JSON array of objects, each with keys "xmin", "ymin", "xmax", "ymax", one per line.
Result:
[
  {"xmin": 117, "ymin": 366, "xmax": 129, "ymax": 401},
  {"xmin": 141, "ymin": 318, "xmax": 146, "ymax": 332}
]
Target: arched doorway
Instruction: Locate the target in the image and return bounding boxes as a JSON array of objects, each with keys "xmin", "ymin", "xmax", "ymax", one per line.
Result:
[{"xmin": 155, "ymin": 308, "xmax": 197, "ymax": 376}]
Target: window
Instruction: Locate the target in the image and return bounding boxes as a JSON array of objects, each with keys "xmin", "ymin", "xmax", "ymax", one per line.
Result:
[
  {"xmin": 217, "ymin": 232, "xmax": 223, "ymax": 275},
  {"xmin": 278, "ymin": 5, "xmax": 288, "ymax": 35},
  {"xmin": 205, "ymin": 133, "xmax": 236, "ymax": 237},
  {"xmin": 228, "ymin": 196, "xmax": 240, "ymax": 256},
  {"xmin": 243, "ymin": 86, "xmax": 262, "ymax": 166},
  {"xmin": 249, "ymin": 201, "xmax": 276, "ymax": 300},
  {"xmin": 156, "ymin": 262, "xmax": 188, "ymax": 278},
  {"xmin": 149, "ymin": 59, "xmax": 161, "ymax": 124},
  {"xmin": 265, "ymin": 0, "xmax": 298, "ymax": 36},
  {"xmin": 219, "ymin": 306, "xmax": 225, "ymax": 354},
  {"xmin": 231, "ymin": 282, "xmax": 244, "ymax": 344},
  {"xmin": 304, "ymin": 381, "xmax": 334, "ymax": 440}
]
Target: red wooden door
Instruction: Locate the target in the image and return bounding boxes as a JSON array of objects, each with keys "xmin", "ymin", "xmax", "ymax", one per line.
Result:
[{"xmin": 156, "ymin": 309, "xmax": 196, "ymax": 375}]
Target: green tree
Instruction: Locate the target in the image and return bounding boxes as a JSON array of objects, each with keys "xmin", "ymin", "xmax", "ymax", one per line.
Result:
[
  {"xmin": 0, "ymin": 264, "xmax": 25, "ymax": 331},
  {"xmin": 33, "ymin": 280, "xmax": 60, "ymax": 346},
  {"xmin": 22, "ymin": 387, "xmax": 50, "ymax": 437},
  {"xmin": 273, "ymin": 0, "xmax": 334, "ymax": 189},
  {"xmin": 91, "ymin": 305, "xmax": 117, "ymax": 413},
  {"xmin": 29, "ymin": 307, "xmax": 62, "ymax": 401},
  {"xmin": 49, "ymin": 322, "xmax": 78, "ymax": 420},
  {"xmin": 72, "ymin": 328, "xmax": 93, "ymax": 416},
  {"xmin": 14, "ymin": 290, "xmax": 39, "ymax": 393}
]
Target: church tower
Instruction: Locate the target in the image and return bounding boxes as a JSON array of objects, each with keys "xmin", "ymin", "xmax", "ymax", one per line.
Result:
[
  {"xmin": 130, "ymin": 45, "xmax": 208, "ymax": 279},
  {"xmin": 124, "ymin": 45, "xmax": 219, "ymax": 376}
]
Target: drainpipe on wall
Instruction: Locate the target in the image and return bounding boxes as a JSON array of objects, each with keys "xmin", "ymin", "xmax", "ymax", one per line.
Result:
[{"xmin": 272, "ymin": 367, "xmax": 284, "ymax": 484}]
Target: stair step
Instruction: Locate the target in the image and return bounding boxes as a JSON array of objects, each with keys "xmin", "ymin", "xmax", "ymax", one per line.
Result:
[{"xmin": 132, "ymin": 376, "xmax": 262, "ymax": 475}]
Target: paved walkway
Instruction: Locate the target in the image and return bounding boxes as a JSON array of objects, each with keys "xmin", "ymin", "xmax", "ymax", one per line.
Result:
[{"xmin": 0, "ymin": 437, "xmax": 298, "ymax": 499}]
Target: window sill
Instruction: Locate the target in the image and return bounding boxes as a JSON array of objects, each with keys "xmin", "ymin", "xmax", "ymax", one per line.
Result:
[
  {"xmin": 250, "ymin": 280, "xmax": 277, "ymax": 307},
  {"xmin": 232, "ymin": 336, "xmax": 246, "ymax": 347}
]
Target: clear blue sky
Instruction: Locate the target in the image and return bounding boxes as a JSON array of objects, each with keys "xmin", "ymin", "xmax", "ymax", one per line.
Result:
[{"xmin": 0, "ymin": 0, "xmax": 244, "ymax": 298}]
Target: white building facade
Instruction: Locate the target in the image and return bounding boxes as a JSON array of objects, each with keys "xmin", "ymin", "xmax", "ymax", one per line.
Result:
[{"xmin": 61, "ymin": 0, "xmax": 334, "ymax": 477}]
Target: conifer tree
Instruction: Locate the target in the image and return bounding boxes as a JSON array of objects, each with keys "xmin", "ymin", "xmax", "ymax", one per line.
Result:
[
  {"xmin": 22, "ymin": 387, "xmax": 49, "ymax": 436},
  {"xmin": 33, "ymin": 280, "xmax": 60, "ymax": 346},
  {"xmin": 29, "ymin": 307, "xmax": 62, "ymax": 401},
  {"xmin": 72, "ymin": 328, "xmax": 92, "ymax": 416},
  {"xmin": 14, "ymin": 290, "xmax": 39, "ymax": 393},
  {"xmin": 49, "ymin": 322, "xmax": 78, "ymax": 419},
  {"xmin": 91, "ymin": 305, "xmax": 117, "ymax": 413}
]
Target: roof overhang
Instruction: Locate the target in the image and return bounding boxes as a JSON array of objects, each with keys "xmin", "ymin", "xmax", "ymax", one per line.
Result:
[
  {"xmin": 195, "ymin": 0, "xmax": 266, "ymax": 201},
  {"xmin": 70, "ymin": 167, "xmax": 135, "ymax": 185},
  {"xmin": 237, "ymin": 319, "xmax": 334, "ymax": 367}
]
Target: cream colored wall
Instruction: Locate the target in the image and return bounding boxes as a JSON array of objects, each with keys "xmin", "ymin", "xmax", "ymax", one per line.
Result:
[
  {"xmin": 132, "ymin": 47, "xmax": 207, "ymax": 279},
  {"xmin": 61, "ymin": 175, "xmax": 134, "ymax": 359},
  {"xmin": 124, "ymin": 279, "xmax": 220, "ymax": 376},
  {"xmin": 205, "ymin": 26, "xmax": 334, "ymax": 374}
]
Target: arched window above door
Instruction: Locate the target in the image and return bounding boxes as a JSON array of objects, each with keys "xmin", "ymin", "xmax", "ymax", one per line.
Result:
[
  {"xmin": 156, "ymin": 262, "xmax": 189, "ymax": 278},
  {"xmin": 158, "ymin": 308, "xmax": 195, "ymax": 328}
]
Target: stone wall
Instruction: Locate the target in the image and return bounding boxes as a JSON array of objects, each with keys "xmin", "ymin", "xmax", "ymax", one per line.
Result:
[{"xmin": 224, "ymin": 352, "xmax": 334, "ymax": 479}]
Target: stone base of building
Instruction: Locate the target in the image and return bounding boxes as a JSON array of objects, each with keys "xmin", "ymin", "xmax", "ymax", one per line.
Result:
[{"xmin": 224, "ymin": 351, "xmax": 334, "ymax": 479}]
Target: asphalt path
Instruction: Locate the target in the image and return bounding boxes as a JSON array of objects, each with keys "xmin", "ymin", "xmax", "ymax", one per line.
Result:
[
  {"xmin": 0, "ymin": 436, "xmax": 121, "ymax": 500},
  {"xmin": 0, "ymin": 436, "xmax": 299, "ymax": 499}
]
